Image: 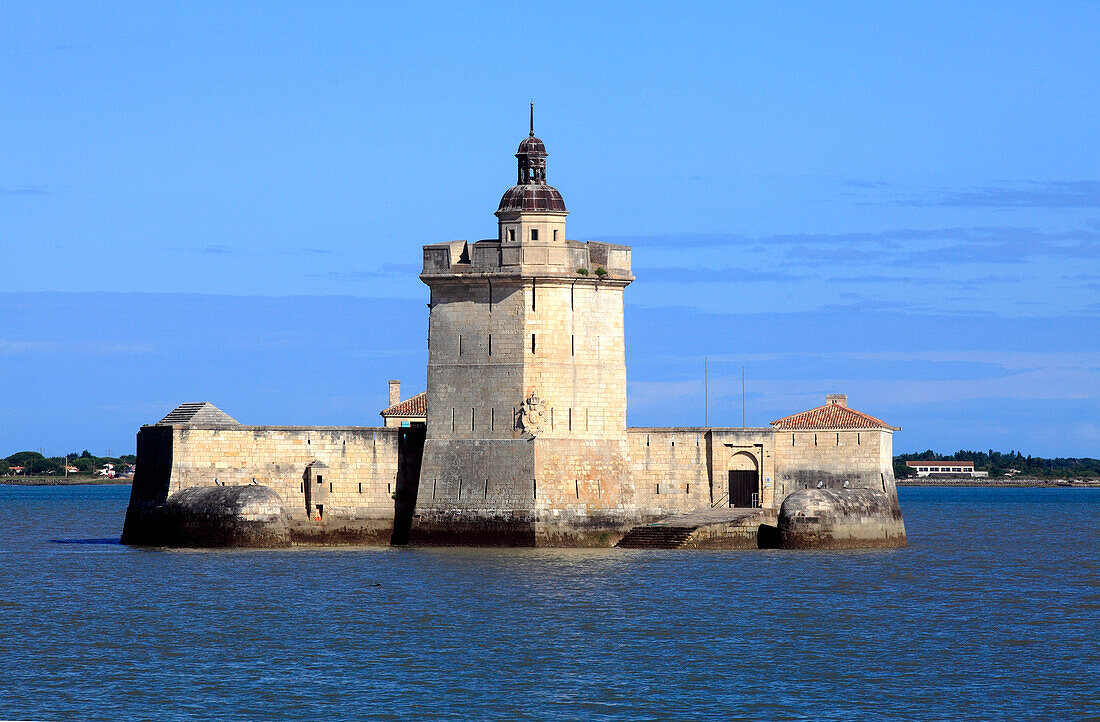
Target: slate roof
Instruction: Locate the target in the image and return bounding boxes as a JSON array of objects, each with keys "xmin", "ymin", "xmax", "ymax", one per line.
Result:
[
  {"xmin": 771, "ymin": 403, "xmax": 898, "ymax": 431},
  {"xmin": 156, "ymin": 402, "xmax": 241, "ymax": 426},
  {"xmin": 497, "ymin": 183, "xmax": 567, "ymax": 213},
  {"xmin": 517, "ymin": 135, "xmax": 547, "ymax": 156},
  {"xmin": 380, "ymin": 391, "xmax": 426, "ymax": 419}
]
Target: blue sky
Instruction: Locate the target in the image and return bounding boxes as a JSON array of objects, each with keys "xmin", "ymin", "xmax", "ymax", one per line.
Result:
[{"xmin": 2, "ymin": 1, "xmax": 1098, "ymax": 457}]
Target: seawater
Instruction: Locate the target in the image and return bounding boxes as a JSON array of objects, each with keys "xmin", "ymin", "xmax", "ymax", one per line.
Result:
[{"xmin": 0, "ymin": 485, "xmax": 1096, "ymax": 721}]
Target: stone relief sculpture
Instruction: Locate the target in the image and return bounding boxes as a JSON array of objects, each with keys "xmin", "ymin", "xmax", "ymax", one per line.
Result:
[{"xmin": 516, "ymin": 391, "xmax": 545, "ymax": 436}]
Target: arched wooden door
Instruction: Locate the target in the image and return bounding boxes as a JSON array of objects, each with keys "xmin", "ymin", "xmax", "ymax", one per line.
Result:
[{"xmin": 727, "ymin": 451, "xmax": 759, "ymax": 508}]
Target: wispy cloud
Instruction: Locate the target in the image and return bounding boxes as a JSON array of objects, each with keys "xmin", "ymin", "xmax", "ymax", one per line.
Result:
[
  {"xmin": 304, "ymin": 262, "xmax": 420, "ymax": 280},
  {"xmin": 634, "ymin": 266, "xmax": 804, "ymax": 284},
  {"xmin": 594, "ymin": 233, "xmax": 752, "ymax": 248},
  {"xmin": 899, "ymin": 180, "xmax": 1100, "ymax": 208},
  {"xmin": 0, "ymin": 340, "xmax": 155, "ymax": 355},
  {"xmin": 0, "ymin": 186, "xmax": 49, "ymax": 196}
]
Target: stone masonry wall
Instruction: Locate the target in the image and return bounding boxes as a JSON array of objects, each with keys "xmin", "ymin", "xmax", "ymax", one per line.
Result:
[
  {"xmin": 627, "ymin": 429, "xmax": 712, "ymax": 515},
  {"xmin": 165, "ymin": 425, "xmax": 400, "ymax": 522},
  {"xmin": 771, "ymin": 428, "xmax": 897, "ymax": 502}
]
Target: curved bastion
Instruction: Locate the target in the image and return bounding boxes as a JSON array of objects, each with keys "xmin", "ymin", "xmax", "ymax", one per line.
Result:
[
  {"xmin": 778, "ymin": 488, "xmax": 907, "ymax": 549},
  {"xmin": 122, "ymin": 484, "xmax": 290, "ymax": 548}
]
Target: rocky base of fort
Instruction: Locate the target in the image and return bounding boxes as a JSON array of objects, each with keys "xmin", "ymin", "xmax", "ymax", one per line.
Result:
[
  {"xmin": 121, "ymin": 485, "xmax": 291, "ymax": 548},
  {"xmin": 777, "ymin": 488, "xmax": 907, "ymax": 549},
  {"xmin": 121, "ymin": 485, "xmax": 394, "ymax": 548},
  {"xmin": 408, "ymin": 509, "xmax": 641, "ymax": 547}
]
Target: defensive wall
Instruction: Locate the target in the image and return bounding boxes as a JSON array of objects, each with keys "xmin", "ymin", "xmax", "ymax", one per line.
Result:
[
  {"xmin": 772, "ymin": 427, "xmax": 897, "ymax": 501},
  {"xmin": 123, "ymin": 421, "xmax": 408, "ymax": 545},
  {"xmin": 124, "ymin": 410, "xmax": 899, "ymax": 548}
]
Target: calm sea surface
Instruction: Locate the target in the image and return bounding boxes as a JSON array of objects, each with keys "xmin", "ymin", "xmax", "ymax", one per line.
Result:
[{"xmin": 0, "ymin": 485, "xmax": 1096, "ymax": 721}]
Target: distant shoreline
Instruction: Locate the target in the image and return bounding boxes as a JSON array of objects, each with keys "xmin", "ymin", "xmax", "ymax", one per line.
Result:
[
  {"xmin": 0, "ymin": 477, "xmax": 132, "ymax": 486},
  {"xmin": 899, "ymin": 478, "xmax": 1099, "ymax": 488}
]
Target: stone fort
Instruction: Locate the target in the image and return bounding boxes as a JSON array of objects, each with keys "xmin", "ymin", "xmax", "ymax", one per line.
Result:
[{"xmin": 123, "ymin": 111, "xmax": 906, "ymax": 549}]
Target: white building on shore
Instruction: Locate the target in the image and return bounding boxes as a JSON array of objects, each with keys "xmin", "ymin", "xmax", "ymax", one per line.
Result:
[{"xmin": 906, "ymin": 460, "xmax": 988, "ymax": 478}]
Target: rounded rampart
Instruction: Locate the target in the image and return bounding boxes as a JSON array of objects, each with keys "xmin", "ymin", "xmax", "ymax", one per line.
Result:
[
  {"xmin": 778, "ymin": 488, "xmax": 906, "ymax": 549},
  {"xmin": 130, "ymin": 485, "xmax": 290, "ymax": 548}
]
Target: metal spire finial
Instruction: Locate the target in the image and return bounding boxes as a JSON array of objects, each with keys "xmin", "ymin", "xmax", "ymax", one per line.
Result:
[{"xmin": 530, "ymin": 101, "xmax": 534, "ymax": 137}]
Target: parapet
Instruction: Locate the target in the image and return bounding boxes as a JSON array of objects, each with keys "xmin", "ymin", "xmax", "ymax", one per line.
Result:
[{"xmin": 421, "ymin": 239, "xmax": 632, "ymax": 281}]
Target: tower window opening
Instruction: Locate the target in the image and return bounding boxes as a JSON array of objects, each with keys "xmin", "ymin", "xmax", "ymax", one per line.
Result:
[
  {"xmin": 508, "ymin": 228, "xmax": 515, "ymax": 242},
  {"xmin": 836, "ymin": 433, "xmax": 840, "ymax": 446},
  {"xmin": 568, "ymin": 407, "xmax": 572, "ymax": 431},
  {"xmin": 554, "ymin": 229, "xmax": 558, "ymax": 241},
  {"xmin": 531, "ymin": 281, "xmax": 536, "ymax": 311},
  {"xmin": 451, "ymin": 409, "xmax": 455, "ymax": 432},
  {"xmin": 792, "ymin": 434, "xmax": 795, "ymax": 446},
  {"xmin": 471, "ymin": 407, "xmax": 475, "ymax": 431},
  {"xmin": 531, "ymin": 334, "xmax": 536, "ymax": 353},
  {"xmin": 531, "ymin": 228, "xmax": 538, "ymax": 241},
  {"xmin": 814, "ymin": 434, "xmax": 818, "ymax": 446},
  {"xmin": 575, "ymin": 480, "xmax": 579, "ymax": 499},
  {"xmin": 459, "ymin": 335, "xmax": 463, "ymax": 356},
  {"xmin": 571, "ymin": 335, "xmax": 575, "ymax": 356},
  {"xmin": 488, "ymin": 334, "xmax": 492, "ymax": 356},
  {"xmin": 491, "ymin": 407, "xmax": 495, "ymax": 431},
  {"xmin": 858, "ymin": 433, "xmax": 861, "ymax": 445}
]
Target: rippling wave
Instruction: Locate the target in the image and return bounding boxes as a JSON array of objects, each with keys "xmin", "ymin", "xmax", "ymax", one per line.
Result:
[{"xmin": 1, "ymin": 485, "xmax": 1097, "ymax": 720}]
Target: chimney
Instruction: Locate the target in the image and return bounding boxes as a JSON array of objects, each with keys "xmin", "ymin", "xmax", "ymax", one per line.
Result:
[
  {"xmin": 826, "ymin": 394, "xmax": 847, "ymax": 407},
  {"xmin": 389, "ymin": 380, "xmax": 401, "ymax": 407}
]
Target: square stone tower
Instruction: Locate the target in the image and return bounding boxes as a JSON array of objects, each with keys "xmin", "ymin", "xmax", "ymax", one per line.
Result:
[{"xmin": 414, "ymin": 108, "xmax": 636, "ymax": 545}]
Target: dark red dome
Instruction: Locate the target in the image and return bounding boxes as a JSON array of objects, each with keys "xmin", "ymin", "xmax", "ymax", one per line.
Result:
[
  {"xmin": 517, "ymin": 135, "xmax": 547, "ymax": 156},
  {"xmin": 497, "ymin": 184, "xmax": 567, "ymax": 214}
]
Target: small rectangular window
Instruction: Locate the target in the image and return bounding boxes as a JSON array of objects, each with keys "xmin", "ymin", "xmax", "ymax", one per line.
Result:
[
  {"xmin": 531, "ymin": 334, "xmax": 536, "ymax": 353},
  {"xmin": 458, "ymin": 335, "xmax": 463, "ymax": 356},
  {"xmin": 508, "ymin": 228, "xmax": 515, "ymax": 242},
  {"xmin": 317, "ymin": 475, "xmax": 323, "ymax": 484},
  {"xmin": 531, "ymin": 229, "xmax": 538, "ymax": 241},
  {"xmin": 488, "ymin": 334, "xmax": 492, "ymax": 356},
  {"xmin": 571, "ymin": 335, "xmax": 575, "ymax": 356},
  {"xmin": 554, "ymin": 229, "xmax": 559, "ymax": 241}
]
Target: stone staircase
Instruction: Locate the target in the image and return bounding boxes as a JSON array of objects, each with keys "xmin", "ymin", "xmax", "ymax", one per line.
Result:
[
  {"xmin": 616, "ymin": 507, "xmax": 778, "ymax": 550},
  {"xmin": 616, "ymin": 524, "xmax": 697, "ymax": 549}
]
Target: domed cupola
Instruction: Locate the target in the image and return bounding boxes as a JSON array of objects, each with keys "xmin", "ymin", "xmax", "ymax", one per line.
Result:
[{"xmin": 496, "ymin": 104, "xmax": 567, "ymax": 215}]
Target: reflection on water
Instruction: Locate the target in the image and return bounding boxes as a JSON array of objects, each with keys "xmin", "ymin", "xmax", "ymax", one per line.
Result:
[{"xmin": 1, "ymin": 485, "xmax": 1097, "ymax": 720}]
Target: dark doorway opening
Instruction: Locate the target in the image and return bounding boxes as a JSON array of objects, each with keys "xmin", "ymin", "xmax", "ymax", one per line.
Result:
[{"xmin": 728, "ymin": 470, "xmax": 758, "ymax": 508}]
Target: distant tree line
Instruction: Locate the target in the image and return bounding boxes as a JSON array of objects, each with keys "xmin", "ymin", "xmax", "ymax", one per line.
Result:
[
  {"xmin": 2, "ymin": 450, "xmax": 136, "ymax": 476},
  {"xmin": 894, "ymin": 450, "xmax": 1100, "ymax": 479}
]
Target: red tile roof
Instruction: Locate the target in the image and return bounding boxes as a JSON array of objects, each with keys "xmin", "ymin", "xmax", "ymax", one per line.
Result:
[
  {"xmin": 771, "ymin": 403, "xmax": 898, "ymax": 431},
  {"xmin": 380, "ymin": 391, "xmax": 426, "ymax": 418}
]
